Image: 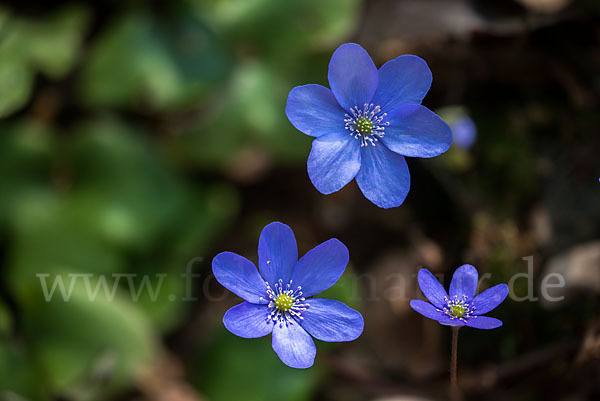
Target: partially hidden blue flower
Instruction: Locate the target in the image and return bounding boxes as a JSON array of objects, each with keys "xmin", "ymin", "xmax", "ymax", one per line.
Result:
[
  {"xmin": 286, "ymin": 43, "xmax": 452, "ymax": 209},
  {"xmin": 451, "ymin": 115, "xmax": 477, "ymax": 149},
  {"xmin": 410, "ymin": 265, "xmax": 508, "ymax": 329},
  {"xmin": 212, "ymin": 221, "xmax": 364, "ymax": 368}
]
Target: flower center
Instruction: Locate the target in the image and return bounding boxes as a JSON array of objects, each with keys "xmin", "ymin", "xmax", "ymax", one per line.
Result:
[
  {"xmin": 262, "ymin": 278, "xmax": 309, "ymax": 326},
  {"xmin": 274, "ymin": 293, "xmax": 294, "ymax": 312},
  {"xmin": 344, "ymin": 103, "xmax": 389, "ymax": 147},
  {"xmin": 442, "ymin": 295, "xmax": 476, "ymax": 321},
  {"xmin": 355, "ymin": 117, "xmax": 373, "ymax": 134},
  {"xmin": 450, "ymin": 304, "xmax": 466, "ymax": 317}
]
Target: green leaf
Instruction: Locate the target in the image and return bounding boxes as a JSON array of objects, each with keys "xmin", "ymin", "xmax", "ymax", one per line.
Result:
[
  {"xmin": 67, "ymin": 118, "xmax": 185, "ymax": 249},
  {"xmin": 0, "ymin": 59, "xmax": 33, "ymax": 118},
  {"xmin": 0, "ymin": 121, "xmax": 54, "ymax": 225},
  {"xmin": 0, "ymin": 6, "xmax": 88, "ymax": 117},
  {"xmin": 196, "ymin": 331, "xmax": 321, "ymax": 401},
  {"xmin": 80, "ymin": 9, "xmax": 232, "ymax": 110},
  {"xmin": 0, "ymin": 339, "xmax": 46, "ymax": 400},
  {"xmin": 202, "ymin": 0, "xmax": 360, "ymax": 59},
  {"xmin": 133, "ymin": 184, "xmax": 239, "ymax": 332},
  {"xmin": 24, "ymin": 5, "xmax": 89, "ymax": 79},
  {"xmin": 7, "ymin": 193, "xmax": 125, "ymax": 304},
  {"xmin": 178, "ymin": 61, "xmax": 310, "ymax": 168},
  {"xmin": 24, "ymin": 282, "xmax": 156, "ymax": 398}
]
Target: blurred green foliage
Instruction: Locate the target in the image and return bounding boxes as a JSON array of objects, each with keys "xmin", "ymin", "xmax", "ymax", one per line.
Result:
[
  {"xmin": 81, "ymin": 8, "xmax": 232, "ymax": 109},
  {"xmin": 198, "ymin": 333, "xmax": 321, "ymax": 401},
  {"xmin": 0, "ymin": 6, "xmax": 87, "ymax": 117},
  {"xmin": 0, "ymin": 0, "xmax": 360, "ymax": 399}
]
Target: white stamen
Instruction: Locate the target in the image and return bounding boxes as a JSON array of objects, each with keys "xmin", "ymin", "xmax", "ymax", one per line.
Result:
[
  {"xmin": 440, "ymin": 295, "xmax": 477, "ymax": 322},
  {"xmin": 344, "ymin": 103, "xmax": 388, "ymax": 147},
  {"xmin": 264, "ymin": 279, "xmax": 309, "ymax": 327}
]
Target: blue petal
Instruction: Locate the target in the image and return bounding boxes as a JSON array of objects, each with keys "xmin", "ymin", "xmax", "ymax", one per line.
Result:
[
  {"xmin": 466, "ymin": 316, "xmax": 503, "ymax": 330},
  {"xmin": 286, "ymin": 84, "xmax": 347, "ymax": 137},
  {"xmin": 410, "ymin": 300, "xmax": 465, "ymax": 327},
  {"xmin": 449, "ymin": 264, "xmax": 479, "ymax": 299},
  {"xmin": 409, "ymin": 299, "xmax": 445, "ymax": 321},
  {"xmin": 371, "ymin": 55, "xmax": 432, "ymax": 111},
  {"xmin": 381, "ymin": 104, "xmax": 452, "ymax": 158},
  {"xmin": 355, "ymin": 144, "xmax": 410, "ymax": 208},
  {"xmin": 290, "ymin": 239, "xmax": 349, "ymax": 297},
  {"xmin": 438, "ymin": 318, "xmax": 466, "ymax": 327},
  {"xmin": 417, "ymin": 269, "xmax": 448, "ymax": 309},
  {"xmin": 308, "ymin": 131, "xmax": 361, "ymax": 194},
  {"xmin": 328, "ymin": 43, "xmax": 378, "ymax": 112},
  {"xmin": 272, "ymin": 322, "xmax": 316, "ymax": 369},
  {"xmin": 258, "ymin": 222, "xmax": 298, "ymax": 286},
  {"xmin": 471, "ymin": 284, "xmax": 508, "ymax": 316},
  {"xmin": 212, "ymin": 252, "xmax": 268, "ymax": 304},
  {"xmin": 223, "ymin": 302, "xmax": 273, "ymax": 338},
  {"xmin": 300, "ymin": 299, "xmax": 363, "ymax": 342}
]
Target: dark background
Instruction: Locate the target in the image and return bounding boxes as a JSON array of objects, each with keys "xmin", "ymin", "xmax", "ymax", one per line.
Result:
[{"xmin": 0, "ymin": 0, "xmax": 599, "ymax": 400}]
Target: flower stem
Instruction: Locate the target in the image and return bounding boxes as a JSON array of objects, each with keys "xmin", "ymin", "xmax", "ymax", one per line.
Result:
[{"xmin": 450, "ymin": 326, "xmax": 461, "ymax": 401}]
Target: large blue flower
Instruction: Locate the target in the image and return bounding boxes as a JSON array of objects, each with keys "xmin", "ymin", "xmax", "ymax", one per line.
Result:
[
  {"xmin": 212, "ymin": 221, "xmax": 364, "ymax": 369},
  {"xmin": 410, "ymin": 265, "xmax": 508, "ymax": 329},
  {"xmin": 286, "ymin": 43, "xmax": 452, "ymax": 208}
]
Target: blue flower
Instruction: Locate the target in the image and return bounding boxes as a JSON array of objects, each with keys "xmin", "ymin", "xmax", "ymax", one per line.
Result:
[
  {"xmin": 452, "ymin": 115, "xmax": 477, "ymax": 149},
  {"xmin": 212, "ymin": 221, "xmax": 364, "ymax": 368},
  {"xmin": 286, "ymin": 43, "xmax": 452, "ymax": 208},
  {"xmin": 410, "ymin": 265, "xmax": 508, "ymax": 329}
]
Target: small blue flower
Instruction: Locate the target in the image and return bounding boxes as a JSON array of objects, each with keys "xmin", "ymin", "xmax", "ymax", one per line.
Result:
[
  {"xmin": 452, "ymin": 115, "xmax": 477, "ymax": 149},
  {"xmin": 410, "ymin": 265, "xmax": 508, "ymax": 329},
  {"xmin": 286, "ymin": 43, "xmax": 452, "ymax": 208},
  {"xmin": 212, "ymin": 221, "xmax": 364, "ymax": 368}
]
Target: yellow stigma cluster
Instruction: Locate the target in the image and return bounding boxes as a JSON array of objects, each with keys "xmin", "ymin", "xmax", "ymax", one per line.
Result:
[
  {"xmin": 450, "ymin": 304, "xmax": 466, "ymax": 317},
  {"xmin": 274, "ymin": 293, "xmax": 294, "ymax": 312},
  {"xmin": 355, "ymin": 116, "xmax": 373, "ymax": 134}
]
